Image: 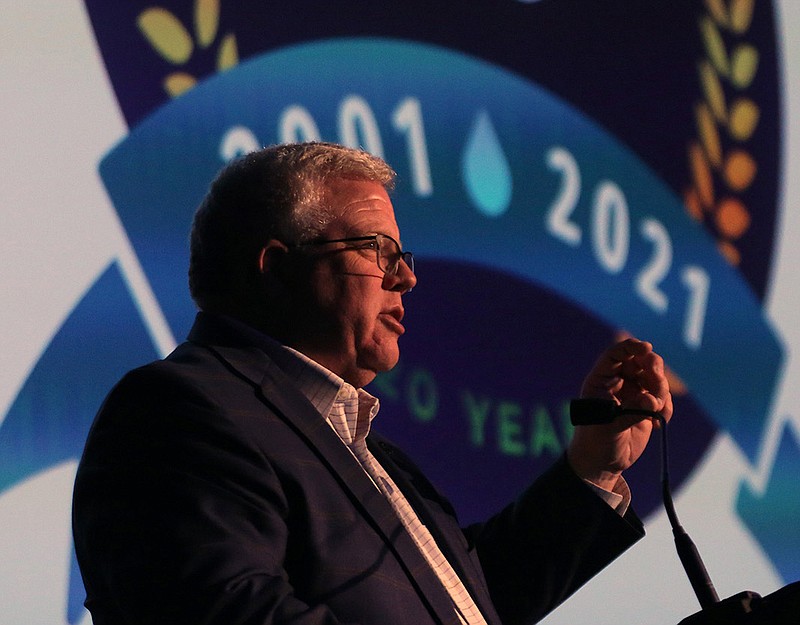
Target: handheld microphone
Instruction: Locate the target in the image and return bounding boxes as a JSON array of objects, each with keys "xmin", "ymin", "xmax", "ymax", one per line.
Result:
[
  {"xmin": 569, "ymin": 397, "xmax": 660, "ymax": 424},
  {"xmin": 570, "ymin": 398, "xmax": 720, "ymax": 609}
]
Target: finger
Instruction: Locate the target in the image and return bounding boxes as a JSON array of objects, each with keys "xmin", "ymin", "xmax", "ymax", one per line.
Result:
[
  {"xmin": 600, "ymin": 339, "xmax": 653, "ymax": 375},
  {"xmin": 610, "ymin": 338, "xmax": 653, "ymax": 360},
  {"xmin": 583, "ymin": 340, "xmax": 648, "ymax": 390},
  {"xmin": 581, "ymin": 372, "xmax": 623, "ymax": 398},
  {"xmin": 626, "ymin": 377, "xmax": 673, "ymax": 420},
  {"xmin": 609, "ymin": 347, "xmax": 673, "ymax": 420},
  {"xmin": 655, "ymin": 380, "xmax": 674, "ymax": 421},
  {"xmin": 631, "ymin": 352, "xmax": 670, "ymax": 403}
]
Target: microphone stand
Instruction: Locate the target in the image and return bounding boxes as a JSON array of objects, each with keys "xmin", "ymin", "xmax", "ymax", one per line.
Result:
[
  {"xmin": 655, "ymin": 412, "xmax": 719, "ymax": 609},
  {"xmin": 569, "ymin": 399, "xmax": 800, "ymax": 625}
]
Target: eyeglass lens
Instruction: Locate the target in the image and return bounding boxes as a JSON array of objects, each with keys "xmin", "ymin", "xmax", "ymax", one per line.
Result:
[{"xmin": 377, "ymin": 235, "xmax": 414, "ymax": 275}]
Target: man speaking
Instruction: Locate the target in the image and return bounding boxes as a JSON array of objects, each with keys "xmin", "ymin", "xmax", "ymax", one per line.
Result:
[{"xmin": 72, "ymin": 142, "xmax": 672, "ymax": 625}]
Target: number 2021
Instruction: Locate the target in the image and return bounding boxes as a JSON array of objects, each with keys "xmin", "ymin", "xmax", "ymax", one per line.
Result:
[{"xmin": 545, "ymin": 146, "xmax": 709, "ymax": 349}]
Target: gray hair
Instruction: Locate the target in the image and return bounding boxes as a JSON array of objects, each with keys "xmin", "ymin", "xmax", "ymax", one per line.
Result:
[{"xmin": 188, "ymin": 142, "xmax": 396, "ymax": 313}]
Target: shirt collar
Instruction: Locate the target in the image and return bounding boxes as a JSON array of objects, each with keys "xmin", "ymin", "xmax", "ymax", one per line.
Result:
[
  {"xmin": 213, "ymin": 314, "xmax": 380, "ymax": 442},
  {"xmin": 281, "ymin": 344, "xmax": 381, "ymax": 446}
]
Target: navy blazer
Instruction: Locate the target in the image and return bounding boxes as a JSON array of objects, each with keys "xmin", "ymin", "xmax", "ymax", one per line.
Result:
[{"xmin": 73, "ymin": 313, "xmax": 644, "ymax": 625}]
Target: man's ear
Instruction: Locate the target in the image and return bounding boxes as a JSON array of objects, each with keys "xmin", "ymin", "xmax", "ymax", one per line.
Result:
[{"xmin": 257, "ymin": 239, "xmax": 290, "ymax": 278}]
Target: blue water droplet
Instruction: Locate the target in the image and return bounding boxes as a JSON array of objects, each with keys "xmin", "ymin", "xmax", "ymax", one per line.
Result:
[{"xmin": 461, "ymin": 110, "xmax": 513, "ymax": 217}]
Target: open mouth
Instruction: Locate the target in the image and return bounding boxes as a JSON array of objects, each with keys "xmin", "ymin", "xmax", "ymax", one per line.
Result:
[{"xmin": 380, "ymin": 309, "xmax": 405, "ymax": 334}]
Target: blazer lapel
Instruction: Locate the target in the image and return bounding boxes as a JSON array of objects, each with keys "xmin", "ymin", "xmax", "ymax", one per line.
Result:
[
  {"xmin": 369, "ymin": 436, "xmax": 503, "ymax": 625},
  {"xmin": 205, "ymin": 340, "xmax": 464, "ymax": 625}
]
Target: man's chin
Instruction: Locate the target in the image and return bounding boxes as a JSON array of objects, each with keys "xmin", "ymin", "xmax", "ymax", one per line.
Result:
[
  {"xmin": 354, "ymin": 347, "xmax": 400, "ymax": 385},
  {"xmin": 372, "ymin": 354, "xmax": 401, "ymax": 375}
]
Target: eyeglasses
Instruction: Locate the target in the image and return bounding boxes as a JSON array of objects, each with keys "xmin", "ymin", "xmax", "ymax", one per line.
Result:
[{"xmin": 291, "ymin": 233, "xmax": 415, "ymax": 277}]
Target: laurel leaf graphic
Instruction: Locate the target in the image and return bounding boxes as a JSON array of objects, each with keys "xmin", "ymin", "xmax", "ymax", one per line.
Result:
[
  {"xmin": 684, "ymin": 187, "xmax": 704, "ymax": 221},
  {"xmin": 696, "ymin": 102, "xmax": 723, "ymax": 168},
  {"xmin": 699, "ymin": 59, "xmax": 728, "ymax": 122},
  {"xmin": 689, "ymin": 141, "xmax": 715, "ymax": 209},
  {"xmin": 729, "ymin": 98, "xmax": 759, "ymax": 141},
  {"xmin": 718, "ymin": 240, "xmax": 741, "ymax": 265},
  {"xmin": 700, "ymin": 16, "xmax": 730, "ymax": 77},
  {"xmin": 704, "ymin": 0, "xmax": 729, "ymax": 28},
  {"xmin": 138, "ymin": 8, "xmax": 194, "ymax": 64},
  {"xmin": 730, "ymin": 0, "xmax": 755, "ymax": 34},
  {"xmin": 195, "ymin": 0, "xmax": 220, "ymax": 48},
  {"xmin": 731, "ymin": 44, "xmax": 759, "ymax": 89},
  {"xmin": 164, "ymin": 72, "xmax": 197, "ymax": 97},
  {"xmin": 217, "ymin": 33, "xmax": 238, "ymax": 70},
  {"xmin": 716, "ymin": 197, "xmax": 751, "ymax": 240},
  {"xmin": 724, "ymin": 150, "xmax": 757, "ymax": 191}
]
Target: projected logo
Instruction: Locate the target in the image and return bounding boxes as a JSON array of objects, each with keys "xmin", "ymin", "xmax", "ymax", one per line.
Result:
[{"xmin": 1, "ymin": 1, "xmax": 797, "ymax": 623}]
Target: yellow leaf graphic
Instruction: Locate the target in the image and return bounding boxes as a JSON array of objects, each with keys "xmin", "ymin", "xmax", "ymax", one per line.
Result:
[
  {"xmin": 699, "ymin": 59, "xmax": 727, "ymax": 122},
  {"xmin": 730, "ymin": 0, "xmax": 755, "ymax": 34},
  {"xmin": 731, "ymin": 44, "xmax": 759, "ymax": 89},
  {"xmin": 695, "ymin": 102, "xmax": 723, "ymax": 169},
  {"xmin": 700, "ymin": 16, "xmax": 729, "ymax": 77},
  {"xmin": 138, "ymin": 8, "xmax": 194, "ymax": 64},
  {"xmin": 195, "ymin": 0, "xmax": 220, "ymax": 49},
  {"xmin": 164, "ymin": 72, "xmax": 197, "ymax": 97},
  {"xmin": 724, "ymin": 150, "xmax": 757, "ymax": 191},
  {"xmin": 704, "ymin": 0, "xmax": 729, "ymax": 28},
  {"xmin": 729, "ymin": 98, "xmax": 759, "ymax": 141},
  {"xmin": 217, "ymin": 33, "xmax": 238, "ymax": 70}
]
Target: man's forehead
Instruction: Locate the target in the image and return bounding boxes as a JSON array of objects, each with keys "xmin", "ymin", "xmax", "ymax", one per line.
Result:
[
  {"xmin": 323, "ymin": 195, "xmax": 400, "ymax": 242},
  {"xmin": 324, "ymin": 179, "xmax": 394, "ymax": 217},
  {"xmin": 341, "ymin": 195, "xmax": 390, "ymax": 211},
  {"xmin": 324, "ymin": 177, "xmax": 390, "ymax": 201},
  {"xmin": 335, "ymin": 201, "xmax": 398, "ymax": 231}
]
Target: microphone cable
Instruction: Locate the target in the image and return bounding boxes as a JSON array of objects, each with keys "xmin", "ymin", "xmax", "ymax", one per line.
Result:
[
  {"xmin": 655, "ymin": 412, "xmax": 720, "ymax": 608},
  {"xmin": 570, "ymin": 399, "xmax": 720, "ymax": 608}
]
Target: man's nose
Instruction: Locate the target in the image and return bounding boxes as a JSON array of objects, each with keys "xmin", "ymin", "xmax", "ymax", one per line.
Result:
[{"xmin": 384, "ymin": 257, "xmax": 416, "ymax": 293}]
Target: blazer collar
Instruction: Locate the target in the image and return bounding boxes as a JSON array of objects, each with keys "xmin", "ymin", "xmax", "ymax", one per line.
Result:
[{"xmin": 185, "ymin": 312, "xmax": 469, "ymax": 625}]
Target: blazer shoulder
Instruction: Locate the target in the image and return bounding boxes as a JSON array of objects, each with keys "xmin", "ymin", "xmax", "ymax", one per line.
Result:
[{"xmin": 116, "ymin": 339, "xmax": 264, "ymax": 394}]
